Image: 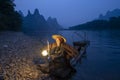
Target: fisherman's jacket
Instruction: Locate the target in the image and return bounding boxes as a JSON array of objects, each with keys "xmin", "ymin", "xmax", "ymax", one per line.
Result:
[{"xmin": 43, "ymin": 42, "xmax": 79, "ymax": 60}]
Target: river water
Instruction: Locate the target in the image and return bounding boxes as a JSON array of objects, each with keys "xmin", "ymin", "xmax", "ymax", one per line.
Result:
[{"xmin": 58, "ymin": 30, "xmax": 120, "ymax": 80}]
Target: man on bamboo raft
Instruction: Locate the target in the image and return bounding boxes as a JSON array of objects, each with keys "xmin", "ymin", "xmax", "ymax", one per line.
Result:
[{"xmin": 42, "ymin": 34, "xmax": 79, "ymax": 78}]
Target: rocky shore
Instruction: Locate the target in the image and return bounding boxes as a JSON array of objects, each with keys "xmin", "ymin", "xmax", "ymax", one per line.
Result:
[{"xmin": 0, "ymin": 31, "xmax": 50, "ymax": 80}]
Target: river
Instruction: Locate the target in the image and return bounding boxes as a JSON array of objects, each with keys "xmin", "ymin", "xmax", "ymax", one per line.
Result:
[{"xmin": 58, "ymin": 30, "xmax": 120, "ymax": 80}]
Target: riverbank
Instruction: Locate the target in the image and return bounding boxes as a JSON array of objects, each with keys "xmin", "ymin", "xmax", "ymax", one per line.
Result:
[{"xmin": 0, "ymin": 31, "xmax": 50, "ymax": 80}]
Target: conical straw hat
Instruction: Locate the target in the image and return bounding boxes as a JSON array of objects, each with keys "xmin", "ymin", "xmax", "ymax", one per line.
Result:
[{"xmin": 52, "ymin": 34, "xmax": 66, "ymax": 42}]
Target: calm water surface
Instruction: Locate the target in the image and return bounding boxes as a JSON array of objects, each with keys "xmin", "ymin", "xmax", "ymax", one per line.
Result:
[{"xmin": 59, "ymin": 30, "xmax": 120, "ymax": 80}]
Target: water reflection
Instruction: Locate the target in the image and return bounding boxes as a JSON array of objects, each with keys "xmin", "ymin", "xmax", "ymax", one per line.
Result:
[{"xmin": 58, "ymin": 30, "xmax": 120, "ymax": 80}]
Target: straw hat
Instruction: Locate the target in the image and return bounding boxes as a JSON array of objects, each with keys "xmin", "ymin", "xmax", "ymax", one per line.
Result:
[{"xmin": 52, "ymin": 34, "xmax": 66, "ymax": 43}]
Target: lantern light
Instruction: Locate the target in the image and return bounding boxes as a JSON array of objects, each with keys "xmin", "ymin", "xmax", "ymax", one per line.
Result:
[{"xmin": 41, "ymin": 50, "xmax": 48, "ymax": 56}]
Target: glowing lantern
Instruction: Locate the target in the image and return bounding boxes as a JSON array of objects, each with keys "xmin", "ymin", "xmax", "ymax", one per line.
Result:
[{"xmin": 41, "ymin": 50, "xmax": 48, "ymax": 56}]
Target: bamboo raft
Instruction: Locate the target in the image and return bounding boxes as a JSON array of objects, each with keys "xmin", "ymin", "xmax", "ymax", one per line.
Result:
[
  {"xmin": 71, "ymin": 40, "xmax": 90, "ymax": 66},
  {"xmin": 73, "ymin": 40, "xmax": 90, "ymax": 47}
]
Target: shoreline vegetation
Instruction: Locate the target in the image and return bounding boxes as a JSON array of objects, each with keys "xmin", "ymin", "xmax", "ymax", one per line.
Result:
[{"xmin": 0, "ymin": 31, "xmax": 51, "ymax": 80}]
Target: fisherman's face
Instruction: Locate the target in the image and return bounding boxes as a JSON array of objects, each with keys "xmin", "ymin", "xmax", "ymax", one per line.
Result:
[{"xmin": 56, "ymin": 38, "xmax": 61, "ymax": 46}]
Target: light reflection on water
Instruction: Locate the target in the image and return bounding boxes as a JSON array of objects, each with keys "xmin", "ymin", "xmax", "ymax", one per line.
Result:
[{"xmin": 59, "ymin": 30, "xmax": 120, "ymax": 80}]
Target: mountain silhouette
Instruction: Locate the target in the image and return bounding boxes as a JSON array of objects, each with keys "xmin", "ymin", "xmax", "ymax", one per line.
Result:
[
  {"xmin": 20, "ymin": 9, "xmax": 62, "ymax": 35},
  {"xmin": 69, "ymin": 8, "xmax": 120, "ymax": 30},
  {"xmin": 98, "ymin": 8, "xmax": 120, "ymax": 20},
  {"xmin": 47, "ymin": 17, "xmax": 62, "ymax": 30}
]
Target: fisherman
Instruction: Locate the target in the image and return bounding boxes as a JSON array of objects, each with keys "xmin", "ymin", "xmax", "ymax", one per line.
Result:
[
  {"xmin": 41, "ymin": 34, "xmax": 79, "ymax": 78},
  {"xmin": 49, "ymin": 34, "xmax": 79, "ymax": 60}
]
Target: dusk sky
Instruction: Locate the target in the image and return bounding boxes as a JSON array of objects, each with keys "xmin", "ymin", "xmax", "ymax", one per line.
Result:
[{"xmin": 15, "ymin": 0, "xmax": 120, "ymax": 27}]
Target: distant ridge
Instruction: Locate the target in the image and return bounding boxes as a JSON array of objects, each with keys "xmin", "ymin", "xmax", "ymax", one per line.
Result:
[
  {"xmin": 98, "ymin": 8, "xmax": 120, "ymax": 20},
  {"xmin": 69, "ymin": 8, "xmax": 120, "ymax": 30}
]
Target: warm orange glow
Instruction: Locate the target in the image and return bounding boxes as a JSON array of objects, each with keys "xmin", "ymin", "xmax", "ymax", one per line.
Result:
[{"xmin": 41, "ymin": 50, "xmax": 48, "ymax": 56}]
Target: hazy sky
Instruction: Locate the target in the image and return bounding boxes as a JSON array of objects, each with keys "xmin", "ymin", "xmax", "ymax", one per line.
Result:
[{"xmin": 15, "ymin": 0, "xmax": 120, "ymax": 27}]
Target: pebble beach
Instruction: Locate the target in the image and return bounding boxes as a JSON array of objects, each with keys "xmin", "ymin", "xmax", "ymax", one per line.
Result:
[{"xmin": 0, "ymin": 31, "xmax": 50, "ymax": 80}]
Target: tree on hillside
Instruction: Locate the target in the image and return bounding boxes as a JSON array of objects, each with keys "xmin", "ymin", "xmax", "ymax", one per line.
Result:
[{"xmin": 0, "ymin": 0, "xmax": 22, "ymax": 31}]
